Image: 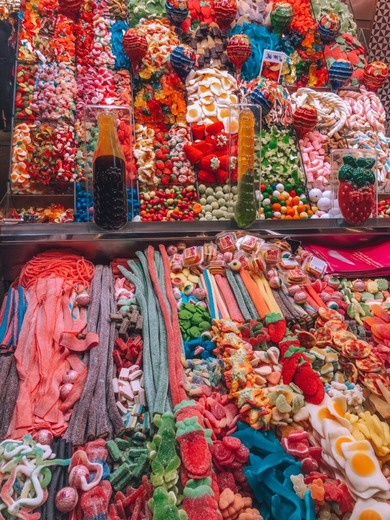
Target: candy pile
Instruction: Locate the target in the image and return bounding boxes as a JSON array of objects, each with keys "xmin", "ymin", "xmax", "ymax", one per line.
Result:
[
  {"xmin": 9, "ymin": 0, "xmax": 389, "ymax": 222},
  {"xmin": 0, "ymin": 235, "xmax": 390, "ymax": 518}
]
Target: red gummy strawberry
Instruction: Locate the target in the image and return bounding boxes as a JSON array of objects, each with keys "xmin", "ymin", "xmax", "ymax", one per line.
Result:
[
  {"xmin": 294, "ymin": 364, "xmax": 325, "ymax": 404},
  {"xmin": 177, "ymin": 429, "xmax": 212, "ymax": 477},
  {"xmin": 183, "ymin": 495, "xmax": 221, "ymax": 520},
  {"xmin": 200, "ymin": 155, "xmax": 221, "ymax": 172},
  {"xmin": 184, "ymin": 144, "xmax": 203, "ymax": 165},
  {"xmin": 206, "ymin": 121, "xmax": 224, "ymax": 135},
  {"xmin": 281, "ymin": 351, "xmax": 301, "ymax": 385},
  {"xmin": 191, "ymin": 123, "xmax": 206, "ymax": 140},
  {"xmin": 217, "ymin": 155, "xmax": 229, "ymax": 170},
  {"xmin": 338, "ymin": 181, "xmax": 374, "ymax": 225},
  {"xmin": 265, "ymin": 312, "xmax": 287, "ymax": 343},
  {"xmin": 156, "ymin": 160, "xmax": 165, "ymax": 171},
  {"xmin": 217, "ymin": 471, "xmax": 238, "ymax": 493},
  {"xmin": 198, "ymin": 169, "xmax": 217, "ymax": 183},
  {"xmin": 192, "ymin": 141, "xmax": 215, "ymax": 156}
]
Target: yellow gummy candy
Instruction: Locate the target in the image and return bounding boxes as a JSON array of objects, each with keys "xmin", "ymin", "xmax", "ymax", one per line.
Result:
[{"xmin": 237, "ymin": 107, "xmax": 255, "ymax": 180}]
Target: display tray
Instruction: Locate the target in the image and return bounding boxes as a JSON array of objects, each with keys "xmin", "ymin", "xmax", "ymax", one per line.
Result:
[{"xmin": 2, "ymin": 218, "xmax": 390, "ymax": 242}]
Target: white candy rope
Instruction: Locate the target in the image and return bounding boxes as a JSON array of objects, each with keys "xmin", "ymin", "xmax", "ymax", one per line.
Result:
[
  {"xmin": 291, "ymin": 88, "xmax": 348, "ymax": 137},
  {"xmin": 339, "ymin": 87, "xmax": 386, "ymax": 133}
]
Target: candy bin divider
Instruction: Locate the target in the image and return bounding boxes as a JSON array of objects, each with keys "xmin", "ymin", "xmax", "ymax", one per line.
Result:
[
  {"xmin": 330, "ymin": 147, "xmax": 378, "ymax": 224},
  {"xmin": 82, "ymin": 104, "xmax": 134, "ymax": 224}
]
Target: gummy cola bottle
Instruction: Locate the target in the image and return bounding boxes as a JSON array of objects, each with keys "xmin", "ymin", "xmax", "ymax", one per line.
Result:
[{"xmin": 92, "ymin": 112, "xmax": 127, "ymax": 230}]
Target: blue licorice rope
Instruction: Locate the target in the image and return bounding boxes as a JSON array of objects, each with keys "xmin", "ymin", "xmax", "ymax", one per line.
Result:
[
  {"xmin": 203, "ymin": 269, "xmax": 217, "ymax": 320},
  {"xmin": 0, "ymin": 289, "xmax": 14, "ymax": 346},
  {"xmin": 17, "ymin": 286, "xmax": 26, "ymax": 339},
  {"xmin": 230, "ymin": 23, "xmax": 280, "ymax": 81},
  {"xmin": 110, "ymin": 20, "xmax": 130, "ymax": 70}
]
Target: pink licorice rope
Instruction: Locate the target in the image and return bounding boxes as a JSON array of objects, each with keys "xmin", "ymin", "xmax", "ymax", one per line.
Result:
[{"xmin": 159, "ymin": 245, "xmax": 187, "ymax": 404}]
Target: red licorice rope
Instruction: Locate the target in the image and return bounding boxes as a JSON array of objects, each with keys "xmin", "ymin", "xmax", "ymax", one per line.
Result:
[
  {"xmin": 147, "ymin": 246, "xmax": 186, "ymax": 407},
  {"xmin": 159, "ymin": 244, "xmax": 187, "ymax": 403},
  {"xmin": 19, "ymin": 251, "xmax": 95, "ymax": 290},
  {"xmin": 9, "ymin": 251, "xmax": 95, "ymax": 439}
]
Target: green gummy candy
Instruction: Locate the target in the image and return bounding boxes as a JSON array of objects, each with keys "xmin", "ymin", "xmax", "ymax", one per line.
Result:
[
  {"xmin": 199, "ymin": 321, "xmax": 211, "ymax": 331},
  {"xmin": 188, "ymin": 326, "xmax": 201, "ymax": 337},
  {"xmin": 377, "ymin": 279, "xmax": 388, "ymax": 290},
  {"xmin": 361, "ymin": 292, "xmax": 373, "ymax": 302},
  {"xmin": 191, "ymin": 314, "xmax": 203, "ymax": 325},
  {"xmin": 179, "ymin": 310, "xmax": 192, "ymax": 320},
  {"xmin": 180, "ymin": 320, "xmax": 191, "ymax": 331}
]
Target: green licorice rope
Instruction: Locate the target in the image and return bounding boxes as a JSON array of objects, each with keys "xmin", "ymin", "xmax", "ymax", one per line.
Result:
[
  {"xmin": 119, "ymin": 263, "xmax": 156, "ymax": 417},
  {"xmin": 134, "ymin": 253, "xmax": 162, "ymax": 396},
  {"xmin": 232, "ymin": 271, "xmax": 260, "ymax": 319},
  {"xmin": 155, "ymin": 252, "xmax": 174, "ymax": 413},
  {"xmin": 226, "ymin": 271, "xmax": 252, "ymax": 321},
  {"xmin": 136, "ymin": 251, "xmax": 169, "ymax": 415}
]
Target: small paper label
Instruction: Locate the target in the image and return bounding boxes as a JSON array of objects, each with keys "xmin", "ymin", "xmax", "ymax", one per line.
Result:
[
  {"xmin": 260, "ymin": 50, "xmax": 286, "ymax": 82},
  {"xmin": 307, "ymin": 256, "xmax": 327, "ymax": 277}
]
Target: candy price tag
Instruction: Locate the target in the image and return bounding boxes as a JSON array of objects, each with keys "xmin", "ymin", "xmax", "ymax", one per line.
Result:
[
  {"xmin": 260, "ymin": 50, "xmax": 286, "ymax": 82},
  {"xmin": 305, "ymin": 255, "xmax": 328, "ymax": 278}
]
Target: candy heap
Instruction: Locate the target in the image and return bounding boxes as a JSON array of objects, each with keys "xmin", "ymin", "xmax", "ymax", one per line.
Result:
[
  {"xmin": 7, "ymin": 0, "xmax": 389, "ymax": 222},
  {"xmin": 0, "ymin": 237, "xmax": 390, "ymax": 520},
  {"xmin": 0, "ymin": 235, "xmax": 389, "ymax": 518}
]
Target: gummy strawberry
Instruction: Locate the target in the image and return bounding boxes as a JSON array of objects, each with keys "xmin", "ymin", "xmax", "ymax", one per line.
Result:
[
  {"xmin": 265, "ymin": 312, "xmax": 286, "ymax": 343},
  {"xmin": 338, "ymin": 181, "xmax": 374, "ymax": 225},
  {"xmin": 338, "ymin": 154, "xmax": 376, "ymax": 225},
  {"xmin": 200, "ymin": 155, "xmax": 222, "ymax": 172},
  {"xmin": 184, "ymin": 144, "xmax": 203, "ymax": 165},
  {"xmin": 198, "ymin": 169, "xmax": 216, "ymax": 183},
  {"xmin": 294, "ymin": 364, "xmax": 325, "ymax": 404},
  {"xmin": 191, "ymin": 123, "xmax": 206, "ymax": 140},
  {"xmin": 177, "ymin": 429, "xmax": 212, "ymax": 477},
  {"xmin": 206, "ymin": 121, "xmax": 224, "ymax": 135}
]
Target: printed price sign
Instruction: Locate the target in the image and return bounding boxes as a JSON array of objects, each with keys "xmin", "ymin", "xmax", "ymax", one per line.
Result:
[{"xmin": 260, "ymin": 50, "xmax": 286, "ymax": 82}]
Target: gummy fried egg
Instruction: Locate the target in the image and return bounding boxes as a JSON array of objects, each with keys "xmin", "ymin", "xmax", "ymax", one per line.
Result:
[{"xmin": 341, "ymin": 440, "xmax": 389, "ymax": 499}]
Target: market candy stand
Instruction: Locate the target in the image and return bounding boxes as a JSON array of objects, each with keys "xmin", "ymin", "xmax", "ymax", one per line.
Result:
[{"xmin": 0, "ymin": 0, "xmax": 389, "ymax": 519}]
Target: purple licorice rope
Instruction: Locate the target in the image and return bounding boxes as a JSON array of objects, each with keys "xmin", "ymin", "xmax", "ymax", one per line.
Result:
[
  {"xmin": 0, "ymin": 355, "xmax": 19, "ymax": 439},
  {"xmin": 65, "ymin": 266, "xmax": 102, "ymax": 444}
]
